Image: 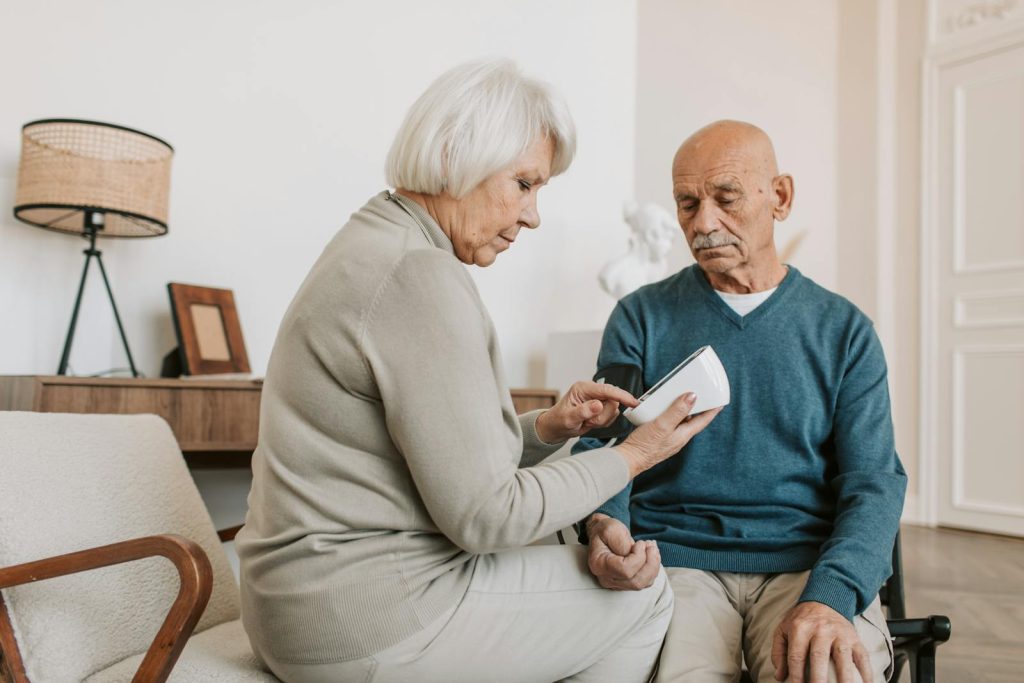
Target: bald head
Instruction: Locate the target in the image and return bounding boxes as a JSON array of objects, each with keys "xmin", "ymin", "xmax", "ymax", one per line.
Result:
[
  {"xmin": 673, "ymin": 120, "xmax": 779, "ymax": 181},
  {"xmin": 670, "ymin": 120, "xmax": 793, "ymax": 290}
]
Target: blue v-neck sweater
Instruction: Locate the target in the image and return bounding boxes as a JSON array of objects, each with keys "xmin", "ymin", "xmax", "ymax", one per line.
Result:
[{"xmin": 574, "ymin": 265, "xmax": 907, "ymax": 620}]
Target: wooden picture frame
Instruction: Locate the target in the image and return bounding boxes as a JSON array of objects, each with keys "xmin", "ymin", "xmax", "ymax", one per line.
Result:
[{"xmin": 167, "ymin": 283, "xmax": 250, "ymax": 376}]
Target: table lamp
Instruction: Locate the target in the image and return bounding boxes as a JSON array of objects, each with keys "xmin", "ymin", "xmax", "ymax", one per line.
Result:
[{"xmin": 13, "ymin": 119, "xmax": 174, "ymax": 376}]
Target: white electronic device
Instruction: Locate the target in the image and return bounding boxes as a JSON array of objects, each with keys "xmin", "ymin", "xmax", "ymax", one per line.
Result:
[{"xmin": 622, "ymin": 345, "xmax": 730, "ymax": 426}]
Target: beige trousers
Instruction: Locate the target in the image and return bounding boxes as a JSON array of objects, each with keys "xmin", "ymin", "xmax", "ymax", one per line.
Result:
[
  {"xmin": 265, "ymin": 544, "xmax": 674, "ymax": 683},
  {"xmin": 655, "ymin": 569, "xmax": 894, "ymax": 683}
]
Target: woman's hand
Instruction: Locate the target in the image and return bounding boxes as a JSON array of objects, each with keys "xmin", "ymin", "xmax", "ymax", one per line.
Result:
[
  {"xmin": 614, "ymin": 393, "xmax": 721, "ymax": 478},
  {"xmin": 534, "ymin": 381, "xmax": 639, "ymax": 444}
]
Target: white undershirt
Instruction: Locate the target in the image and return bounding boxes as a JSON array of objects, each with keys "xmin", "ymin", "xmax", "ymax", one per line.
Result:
[{"xmin": 714, "ymin": 287, "xmax": 777, "ymax": 317}]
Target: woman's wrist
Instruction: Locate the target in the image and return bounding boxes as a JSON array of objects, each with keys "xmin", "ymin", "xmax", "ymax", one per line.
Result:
[
  {"xmin": 534, "ymin": 409, "xmax": 561, "ymax": 445},
  {"xmin": 612, "ymin": 442, "xmax": 645, "ymax": 478}
]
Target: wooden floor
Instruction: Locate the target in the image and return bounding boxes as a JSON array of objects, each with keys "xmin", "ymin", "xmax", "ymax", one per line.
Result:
[{"xmin": 899, "ymin": 524, "xmax": 1024, "ymax": 682}]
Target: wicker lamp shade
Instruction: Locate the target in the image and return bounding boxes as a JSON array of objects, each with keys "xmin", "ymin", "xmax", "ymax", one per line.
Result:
[{"xmin": 14, "ymin": 119, "xmax": 173, "ymax": 238}]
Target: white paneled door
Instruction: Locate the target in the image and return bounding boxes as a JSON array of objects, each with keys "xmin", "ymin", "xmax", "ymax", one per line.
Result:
[{"xmin": 930, "ymin": 34, "xmax": 1024, "ymax": 537}]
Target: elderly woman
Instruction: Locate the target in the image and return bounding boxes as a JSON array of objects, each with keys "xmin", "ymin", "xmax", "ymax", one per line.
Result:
[{"xmin": 237, "ymin": 59, "xmax": 717, "ymax": 682}]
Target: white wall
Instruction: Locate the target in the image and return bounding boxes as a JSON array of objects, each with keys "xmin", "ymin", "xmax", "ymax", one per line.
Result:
[
  {"xmin": 634, "ymin": 0, "xmax": 839, "ymax": 288},
  {"xmin": 0, "ymin": 0, "xmax": 637, "ymax": 389},
  {"xmin": 892, "ymin": 0, "xmax": 927, "ymax": 512}
]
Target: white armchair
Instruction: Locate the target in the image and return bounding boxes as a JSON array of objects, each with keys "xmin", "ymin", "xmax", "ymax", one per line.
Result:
[{"xmin": 0, "ymin": 412, "xmax": 278, "ymax": 682}]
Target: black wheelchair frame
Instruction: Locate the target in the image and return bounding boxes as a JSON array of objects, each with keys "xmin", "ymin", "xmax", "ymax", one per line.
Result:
[{"xmin": 879, "ymin": 531, "xmax": 952, "ymax": 682}]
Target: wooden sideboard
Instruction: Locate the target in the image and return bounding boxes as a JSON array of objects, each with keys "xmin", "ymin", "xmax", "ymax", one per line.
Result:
[
  {"xmin": 0, "ymin": 376, "xmax": 263, "ymax": 468},
  {"xmin": 0, "ymin": 375, "xmax": 559, "ymax": 468}
]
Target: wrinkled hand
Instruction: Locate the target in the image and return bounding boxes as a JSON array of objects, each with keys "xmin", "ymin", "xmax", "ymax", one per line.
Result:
[
  {"xmin": 615, "ymin": 394, "xmax": 722, "ymax": 478},
  {"xmin": 771, "ymin": 601, "xmax": 873, "ymax": 683},
  {"xmin": 534, "ymin": 381, "xmax": 639, "ymax": 443},
  {"xmin": 585, "ymin": 514, "xmax": 661, "ymax": 591}
]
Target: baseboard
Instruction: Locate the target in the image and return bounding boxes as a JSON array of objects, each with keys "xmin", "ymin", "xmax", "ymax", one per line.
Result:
[{"xmin": 900, "ymin": 492, "xmax": 926, "ymax": 525}]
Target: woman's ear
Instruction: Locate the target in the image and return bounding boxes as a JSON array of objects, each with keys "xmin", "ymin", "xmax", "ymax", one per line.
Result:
[{"xmin": 771, "ymin": 174, "xmax": 794, "ymax": 221}]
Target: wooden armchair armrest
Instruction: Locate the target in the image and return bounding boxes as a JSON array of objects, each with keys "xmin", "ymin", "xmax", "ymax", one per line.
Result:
[{"xmin": 0, "ymin": 534, "xmax": 213, "ymax": 683}]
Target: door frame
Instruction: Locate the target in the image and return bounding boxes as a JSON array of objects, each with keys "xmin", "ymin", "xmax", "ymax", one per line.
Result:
[{"xmin": 919, "ymin": 24, "xmax": 1024, "ymax": 528}]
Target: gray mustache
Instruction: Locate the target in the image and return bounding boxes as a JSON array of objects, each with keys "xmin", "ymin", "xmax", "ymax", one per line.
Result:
[{"xmin": 692, "ymin": 233, "xmax": 737, "ymax": 249}]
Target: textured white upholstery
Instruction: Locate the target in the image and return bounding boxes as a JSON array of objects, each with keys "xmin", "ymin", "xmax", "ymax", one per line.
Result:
[
  {"xmin": 86, "ymin": 619, "xmax": 278, "ymax": 682},
  {"xmin": 0, "ymin": 412, "xmax": 272, "ymax": 682}
]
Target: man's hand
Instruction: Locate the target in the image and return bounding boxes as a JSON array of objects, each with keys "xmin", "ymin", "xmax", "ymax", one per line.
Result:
[
  {"xmin": 771, "ymin": 601, "xmax": 873, "ymax": 683},
  {"xmin": 535, "ymin": 381, "xmax": 639, "ymax": 443},
  {"xmin": 585, "ymin": 514, "xmax": 661, "ymax": 590}
]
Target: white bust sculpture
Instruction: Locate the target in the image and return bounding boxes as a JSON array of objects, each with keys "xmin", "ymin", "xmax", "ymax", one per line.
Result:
[{"xmin": 599, "ymin": 201, "xmax": 678, "ymax": 300}]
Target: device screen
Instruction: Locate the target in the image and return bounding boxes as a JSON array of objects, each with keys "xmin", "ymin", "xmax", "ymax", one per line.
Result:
[{"xmin": 634, "ymin": 346, "xmax": 708, "ymax": 404}]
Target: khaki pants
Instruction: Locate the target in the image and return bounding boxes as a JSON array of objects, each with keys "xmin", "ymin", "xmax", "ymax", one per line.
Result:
[
  {"xmin": 266, "ymin": 544, "xmax": 674, "ymax": 683},
  {"xmin": 655, "ymin": 569, "xmax": 894, "ymax": 683}
]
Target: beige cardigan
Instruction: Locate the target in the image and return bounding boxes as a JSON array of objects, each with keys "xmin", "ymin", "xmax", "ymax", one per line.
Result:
[{"xmin": 236, "ymin": 191, "xmax": 629, "ymax": 664}]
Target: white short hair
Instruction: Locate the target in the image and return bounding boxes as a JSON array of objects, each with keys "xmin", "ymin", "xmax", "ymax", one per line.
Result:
[{"xmin": 386, "ymin": 58, "xmax": 577, "ymax": 198}]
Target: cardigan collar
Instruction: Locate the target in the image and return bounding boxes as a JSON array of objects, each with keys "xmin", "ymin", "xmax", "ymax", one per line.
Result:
[{"xmin": 383, "ymin": 190, "xmax": 456, "ymax": 256}]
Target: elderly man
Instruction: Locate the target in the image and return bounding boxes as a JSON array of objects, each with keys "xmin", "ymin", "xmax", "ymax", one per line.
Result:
[{"xmin": 575, "ymin": 120, "xmax": 906, "ymax": 683}]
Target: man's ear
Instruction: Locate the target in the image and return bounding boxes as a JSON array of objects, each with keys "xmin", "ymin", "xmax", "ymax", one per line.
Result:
[{"xmin": 772, "ymin": 174, "xmax": 794, "ymax": 221}]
